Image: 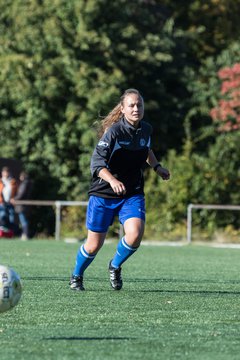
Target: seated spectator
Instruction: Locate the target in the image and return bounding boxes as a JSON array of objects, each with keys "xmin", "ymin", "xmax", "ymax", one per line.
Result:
[{"xmin": 0, "ymin": 167, "xmax": 18, "ymax": 231}]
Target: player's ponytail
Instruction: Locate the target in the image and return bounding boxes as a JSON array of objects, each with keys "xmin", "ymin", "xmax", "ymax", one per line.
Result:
[{"xmin": 97, "ymin": 88, "xmax": 142, "ymax": 138}]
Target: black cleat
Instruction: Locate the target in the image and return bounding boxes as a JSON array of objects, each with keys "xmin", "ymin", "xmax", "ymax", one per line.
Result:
[
  {"xmin": 108, "ymin": 260, "xmax": 123, "ymax": 290},
  {"xmin": 69, "ymin": 275, "xmax": 85, "ymax": 291}
]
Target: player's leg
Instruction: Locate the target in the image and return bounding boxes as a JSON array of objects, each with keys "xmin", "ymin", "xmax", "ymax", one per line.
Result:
[
  {"xmin": 110, "ymin": 217, "xmax": 144, "ymax": 268},
  {"xmin": 70, "ymin": 231, "xmax": 106, "ymax": 291},
  {"xmin": 70, "ymin": 195, "xmax": 115, "ymax": 291},
  {"xmin": 109, "ymin": 195, "xmax": 145, "ymax": 290},
  {"xmin": 72, "ymin": 230, "xmax": 106, "ymax": 277}
]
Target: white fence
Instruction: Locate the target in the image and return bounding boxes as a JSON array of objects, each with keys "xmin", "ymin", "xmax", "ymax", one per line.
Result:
[
  {"xmin": 14, "ymin": 200, "xmax": 88, "ymax": 241},
  {"xmin": 15, "ymin": 201, "xmax": 240, "ymax": 242},
  {"xmin": 187, "ymin": 204, "xmax": 240, "ymax": 243}
]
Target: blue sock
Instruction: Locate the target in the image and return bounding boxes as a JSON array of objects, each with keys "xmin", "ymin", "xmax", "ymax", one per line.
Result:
[
  {"xmin": 111, "ymin": 237, "xmax": 138, "ymax": 269},
  {"xmin": 72, "ymin": 244, "xmax": 96, "ymax": 276}
]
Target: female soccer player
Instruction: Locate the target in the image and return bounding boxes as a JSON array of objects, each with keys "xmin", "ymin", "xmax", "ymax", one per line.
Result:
[{"xmin": 70, "ymin": 88, "xmax": 170, "ymax": 291}]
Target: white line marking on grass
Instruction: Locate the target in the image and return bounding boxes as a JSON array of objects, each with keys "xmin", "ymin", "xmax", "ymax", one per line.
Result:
[
  {"xmin": 210, "ymin": 243, "xmax": 240, "ymax": 249},
  {"xmin": 141, "ymin": 241, "xmax": 187, "ymax": 246}
]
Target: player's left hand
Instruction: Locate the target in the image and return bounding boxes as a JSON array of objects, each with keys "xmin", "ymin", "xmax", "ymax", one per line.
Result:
[{"xmin": 156, "ymin": 166, "xmax": 170, "ymax": 180}]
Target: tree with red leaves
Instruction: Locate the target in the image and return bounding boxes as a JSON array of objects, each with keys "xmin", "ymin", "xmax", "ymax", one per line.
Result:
[{"xmin": 210, "ymin": 63, "xmax": 240, "ymax": 132}]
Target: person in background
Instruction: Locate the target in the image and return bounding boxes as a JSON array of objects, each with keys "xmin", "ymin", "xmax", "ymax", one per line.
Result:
[
  {"xmin": 69, "ymin": 88, "xmax": 170, "ymax": 291},
  {"xmin": 11, "ymin": 171, "xmax": 33, "ymax": 240},
  {"xmin": 0, "ymin": 167, "xmax": 18, "ymax": 230}
]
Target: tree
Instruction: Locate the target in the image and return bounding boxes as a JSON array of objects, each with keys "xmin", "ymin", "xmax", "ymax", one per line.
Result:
[
  {"xmin": 164, "ymin": 0, "xmax": 240, "ymax": 60},
  {"xmin": 0, "ymin": 0, "xmax": 190, "ymax": 202},
  {"xmin": 210, "ymin": 63, "xmax": 240, "ymax": 132},
  {"xmin": 184, "ymin": 42, "xmax": 240, "ymax": 151}
]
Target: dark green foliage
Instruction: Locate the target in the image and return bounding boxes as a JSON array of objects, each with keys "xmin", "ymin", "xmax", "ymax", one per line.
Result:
[
  {"xmin": 191, "ymin": 133, "xmax": 240, "ymax": 231},
  {"xmin": 145, "ymin": 141, "xmax": 195, "ymax": 238},
  {"xmin": 184, "ymin": 42, "xmax": 240, "ymax": 149},
  {"xmin": 145, "ymin": 132, "xmax": 240, "ymax": 238},
  {"xmin": 0, "ymin": 0, "xmax": 190, "ymax": 201},
  {"xmin": 164, "ymin": 0, "xmax": 240, "ymax": 59}
]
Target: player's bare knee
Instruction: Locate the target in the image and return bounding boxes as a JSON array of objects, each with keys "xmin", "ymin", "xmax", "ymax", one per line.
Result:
[{"xmin": 125, "ymin": 232, "xmax": 143, "ymax": 247}]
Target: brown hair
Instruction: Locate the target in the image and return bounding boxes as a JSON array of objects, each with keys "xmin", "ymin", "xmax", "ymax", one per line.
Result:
[{"xmin": 98, "ymin": 88, "xmax": 142, "ymax": 137}]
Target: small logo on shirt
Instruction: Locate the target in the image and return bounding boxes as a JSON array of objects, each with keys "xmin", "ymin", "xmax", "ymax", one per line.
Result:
[
  {"xmin": 140, "ymin": 138, "xmax": 146, "ymax": 146},
  {"xmin": 98, "ymin": 141, "xmax": 109, "ymax": 147},
  {"xmin": 119, "ymin": 141, "xmax": 131, "ymax": 145}
]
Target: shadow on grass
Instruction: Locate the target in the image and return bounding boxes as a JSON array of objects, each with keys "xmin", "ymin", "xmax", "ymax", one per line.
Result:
[
  {"xmin": 22, "ymin": 276, "xmax": 240, "ymax": 296},
  {"xmin": 44, "ymin": 336, "xmax": 135, "ymax": 341},
  {"xmin": 140, "ymin": 289, "xmax": 240, "ymax": 295},
  {"xmin": 22, "ymin": 276, "xmax": 240, "ymax": 285}
]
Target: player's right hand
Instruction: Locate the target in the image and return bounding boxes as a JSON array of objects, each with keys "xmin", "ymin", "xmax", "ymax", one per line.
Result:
[{"xmin": 109, "ymin": 178, "xmax": 126, "ymax": 195}]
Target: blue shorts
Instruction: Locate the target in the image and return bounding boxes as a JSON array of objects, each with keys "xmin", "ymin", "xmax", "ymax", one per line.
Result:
[{"xmin": 86, "ymin": 195, "xmax": 145, "ymax": 233}]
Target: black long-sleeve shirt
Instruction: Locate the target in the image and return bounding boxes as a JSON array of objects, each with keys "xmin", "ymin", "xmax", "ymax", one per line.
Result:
[
  {"xmin": 14, "ymin": 178, "xmax": 33, "ymax": 213},
  {"xmin": 88, "ymin": 117, "xmax": 152, "ymax": 198}
]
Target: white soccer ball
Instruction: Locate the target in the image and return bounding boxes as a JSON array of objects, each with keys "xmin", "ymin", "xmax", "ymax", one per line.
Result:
[{"xmin": 0, "ymin": 265, "xmax": 22, "ymax": 313}]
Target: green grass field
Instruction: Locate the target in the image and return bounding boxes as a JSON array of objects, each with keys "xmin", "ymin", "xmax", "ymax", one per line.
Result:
[{"xmin": 0, "ymin": 239, "xmax": 239, "ymax": 360}]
